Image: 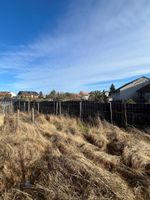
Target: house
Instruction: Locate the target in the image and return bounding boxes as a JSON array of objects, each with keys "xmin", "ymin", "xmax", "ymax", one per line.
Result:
[
  {"xmin": 104, "ymin": 91, "xmax": 109, "ymax": 97},
  {"xmin": 18, "ymin": 91, "xmax": 39, "ymax": 100},
  {"xmin": 137, "ymin": 83, "xmax": 150, "ymax": 103},
  {"xmin": 0, "ymin": 92, "xmax": 13, "ymax": 99},
  {"xmin": 10, "ymin": 92, "xmax": 17, "ymax": 98},
  {"xmin": 111, "ymin": 76, "xmax": 150, "ymax": 102},
  {"xmin": 81, "ymin": 95, "xmax": 90, "ymax": 100},
  {"xmin": 79, "ymin": 91, "xmax": 90, "ymax": 100}
]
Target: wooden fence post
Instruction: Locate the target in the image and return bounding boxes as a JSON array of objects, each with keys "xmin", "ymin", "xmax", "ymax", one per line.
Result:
[
  {"xmin": 123, "ymin": 102, "xmax": 127, "ymax": 128},
  {"xmin": 10, "ymin": 101, "xmax": 13, "ymax": 114},
  {"xmin": 79, "ymin": 101, "xmax": 82, "ymax": 118},
  {"xmin": 28, "ymin": 101, "xmax": 30, "ymax": 113},
  {"xmin": 56, "ymin": 101, "xmax": 58, "ymax": 115},
  {"xmin": 23, "ymin": 102, "xmax": 26, "ymax": 112},
  {"xmin": 19, "ymin": 100, "xmax": 21, "ymax": 110},
  {"xmin": 53, "ymin": 101, "xmax": 55, "ymax": 114},
  {"xmin": 109, "ymin": 102, "xmax": 113, "ymax": 123},
  {"xmin": 59, "ymin": 101, "xmax": 61, "ymax": 115},
  {"xmin": 37, "ymin": 102, "xmax": 40, "ymax": 113},
  {"xmin": 16, "ymin": 109, "xmax": 20, "ymax": 128},
  {"xmin": 31, "ymin": 108, "xmax": 35, "ymax": 123}
]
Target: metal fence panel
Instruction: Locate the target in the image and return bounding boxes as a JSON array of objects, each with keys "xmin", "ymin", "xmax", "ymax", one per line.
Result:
[{"xmin": 13, "ymin": 100, "xmax": 150, "ymax": 127}]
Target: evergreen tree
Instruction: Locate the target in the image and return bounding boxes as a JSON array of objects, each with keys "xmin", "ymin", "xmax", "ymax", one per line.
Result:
[
  {"xmin": 109, "ymin": 84, "xmax": 116, "ymax": 95},
  {"xmin": 39, "ymin": 91, "xmax": 43, "ymax": 98}
]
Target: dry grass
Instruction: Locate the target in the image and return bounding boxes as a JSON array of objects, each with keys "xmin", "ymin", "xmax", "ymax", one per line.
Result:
[{"xmin": 0, "ymin": 113, "xmax": 149, "ymax": 200}]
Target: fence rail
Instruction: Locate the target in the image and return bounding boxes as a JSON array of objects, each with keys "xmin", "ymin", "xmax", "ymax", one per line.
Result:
[{"xmin": 13, "ymin": 100, "xmax": 150, "ymax": 127}]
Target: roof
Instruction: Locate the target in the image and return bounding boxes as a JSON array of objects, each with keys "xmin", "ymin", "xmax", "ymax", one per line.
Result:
[
  {"xmin": 18, "ymin": 91, "xmax": 39, "ymax": 95},
  {"xmin": 113, "ymin": 76, "xmax": 150, "ymax": 93},
  {"xmin": 79, "ymin": 91, "xmax": 89, "ymax": 96},
  {"xmin": 137, "ymin": 83, "xmax": 150, "ymax": 93},
  {"xmin": 0, "ymin": 91, "xmax": 11, "ymax": 95}
]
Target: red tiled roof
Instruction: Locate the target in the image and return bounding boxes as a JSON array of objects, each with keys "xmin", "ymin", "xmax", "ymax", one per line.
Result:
[{"xmin": 0, "ymin": 92, "xmax": 11, "ymax": 96}]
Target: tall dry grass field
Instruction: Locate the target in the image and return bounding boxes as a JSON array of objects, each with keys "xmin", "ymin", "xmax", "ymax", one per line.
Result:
[{"xmin": 0, "ymin": 113, "xmax": 149, "ymax": 200}]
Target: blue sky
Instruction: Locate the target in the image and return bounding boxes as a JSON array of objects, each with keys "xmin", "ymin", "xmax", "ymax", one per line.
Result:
[{"xmin": 0, "ymin": 0, "xmax": 150, "ymax": 93}]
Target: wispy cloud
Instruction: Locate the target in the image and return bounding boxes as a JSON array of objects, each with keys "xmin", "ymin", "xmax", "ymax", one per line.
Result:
[{"xmin": 0, "ymin": 0, "xmax": 150, "ymax": 92}]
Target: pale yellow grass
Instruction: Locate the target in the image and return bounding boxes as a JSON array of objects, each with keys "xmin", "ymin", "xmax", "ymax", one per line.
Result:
[
  {"xmin": 0, "ymin": 113, "xmax": 149, "ymax": 200},
  {"xmin": 0, "ymin": 114, "xmax": 4, "ymax": 126}
]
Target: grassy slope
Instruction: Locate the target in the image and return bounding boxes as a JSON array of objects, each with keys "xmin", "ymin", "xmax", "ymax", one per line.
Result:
[{"xmin": 0, "ymin": 113, "xmax": 149, "ymax": 200}]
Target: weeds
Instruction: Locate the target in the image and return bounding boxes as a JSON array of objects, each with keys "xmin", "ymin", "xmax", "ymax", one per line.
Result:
[{"xmin": 0, "ymin": 113, "xmax": 149, "ymax": 199}]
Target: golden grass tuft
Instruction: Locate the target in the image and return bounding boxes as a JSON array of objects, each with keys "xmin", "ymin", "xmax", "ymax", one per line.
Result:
[{"xmin": 0, "ymin": 113, "xmax": 149, "ymax": 200}]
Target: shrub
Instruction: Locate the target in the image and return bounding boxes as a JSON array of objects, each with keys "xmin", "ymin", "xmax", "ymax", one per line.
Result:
[{"xmin": 126, "ymin": 98, "xmax": 136, "ymax": 104}]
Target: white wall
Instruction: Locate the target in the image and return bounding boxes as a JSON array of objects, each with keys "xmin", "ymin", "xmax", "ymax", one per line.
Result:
[{"xmin": 112, "ymin": 78, "xmax": 150, "ymax": 101}]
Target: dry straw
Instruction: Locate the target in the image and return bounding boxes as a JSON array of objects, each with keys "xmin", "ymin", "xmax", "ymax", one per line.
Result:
[{"xmin": 0, "ymin": 113, "xmax": 149, "ymax": 200}]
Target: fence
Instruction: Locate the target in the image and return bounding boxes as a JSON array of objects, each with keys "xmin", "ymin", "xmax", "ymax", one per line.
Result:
[
  {"xmin": 0, "ymin": 99, "xmax": 13, "ymax": 114},
  {"xmin": 13, "ymin": 100, "xmax": 150, "ymax": 128}
]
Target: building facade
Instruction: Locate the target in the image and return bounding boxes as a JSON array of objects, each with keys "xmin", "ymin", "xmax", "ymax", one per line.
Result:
[
  {"xmin": 111, "ymin": 76, "xmax": 150, "ymax": 102},
  {"xmin": 18, "ymin": 91, "xmax": 39, "ymax": 100},
  {"xmin": 0, "ymin": 92, "xmax": 14, "ymax": 99}
]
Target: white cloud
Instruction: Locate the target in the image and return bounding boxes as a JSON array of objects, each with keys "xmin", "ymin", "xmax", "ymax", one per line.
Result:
[{"xmin": 0, "ymin": 0, "xmax": 150, "ymax": 92}]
